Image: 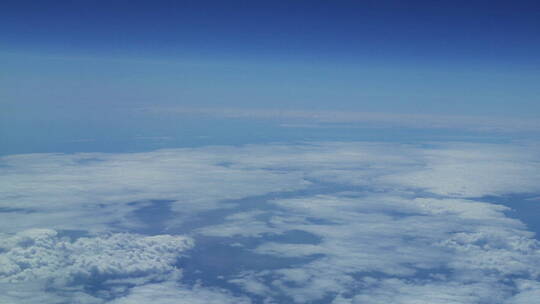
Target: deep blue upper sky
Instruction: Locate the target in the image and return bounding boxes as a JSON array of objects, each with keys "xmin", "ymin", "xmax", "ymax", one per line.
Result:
[
  {"xmin": 2, "ymin": 0, "xmax": 540, "ymax": 64},
  {"xmin": 1, "ymin": 0, "xmax": 539, "ymax": 135}
]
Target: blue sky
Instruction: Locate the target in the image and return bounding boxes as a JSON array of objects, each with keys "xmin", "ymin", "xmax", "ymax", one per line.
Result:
[
  {"xmin": 2, "ymin": 0, "xmax": 539, "ymax": 120},
  {"xmin": 2, "ymin": 3, "xmax": 540, "ymax": 303}
]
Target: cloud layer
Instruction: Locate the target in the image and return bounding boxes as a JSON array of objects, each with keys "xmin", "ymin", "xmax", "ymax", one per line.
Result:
[
  {"xmin": 0, "ymin": 229, "xmax": 193, "ymax": 303},
  {"xmin": 1, "ymin": 141, "xmax": 540, "ymax": 303},
  {"xmin": 249, "ymin": 195, "xmax": 540, "ymax": 303}
]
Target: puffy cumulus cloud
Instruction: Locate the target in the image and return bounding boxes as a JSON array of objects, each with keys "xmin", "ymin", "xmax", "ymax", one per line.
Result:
[
  {"xmin": 108, "ymin": 281, "xmax": 251, "ymax": 304},
  {"xmin": 0, "ymin": 229, "xmax": 193, "ymax": 303},
  {"xmin": 213, "ymin": 194, "xmax": 540, "ymax": 303}
]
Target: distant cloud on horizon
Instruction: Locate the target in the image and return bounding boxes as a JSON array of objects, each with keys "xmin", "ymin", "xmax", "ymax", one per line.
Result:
[{"xmin": 141, "ymin": 106, "xmax": 540, "ymax": 133}]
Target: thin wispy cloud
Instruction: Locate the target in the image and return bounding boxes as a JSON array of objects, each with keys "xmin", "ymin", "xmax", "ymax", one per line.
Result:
[{"xmin": 141, "ymin": 107, "xmax": 540, "ymax": 133}]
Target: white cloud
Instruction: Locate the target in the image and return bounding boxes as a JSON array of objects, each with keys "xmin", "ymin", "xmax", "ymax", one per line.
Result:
[
  {"xmin": 0, "ymin": 229, "xmax": 192, "ymax": 284},
  {"xmin": 380, "ymin": 143, "xmax": 540, "ymax": 197},
  {"xmin": 0, "ymin": 148, "xmax": 310, "ymax": 233},
  {"xmin": 334, "ymin": 278, "xmax": 512, "ymax": 304},
  {"xmin": 2, "ymin": 141, "xmax": 540, "ymax": 303},
  {"xmin": 505, "ymin": 280, "xmax": 540, "ymax": 304},
  {"xmin": 197, "ymin": 210, "xmax": 279, "ymax": 237},
  {"xmin": 215, "ymin": 194, "xmax": 540, "ymax": 302},
  {"xmin": 0, "ymin": 229, "xmax": 193, "ymax": 303},
  {"xmin": 107, "ymin": 281, "xmax": 251, "ymax": 304},
  {"xmin": 0, "ymin": 281, "xmax": 92, "ymax": 304},
  {"xmin": 2, "ymin": 142, "xmax": 538, "ymax": 233}
]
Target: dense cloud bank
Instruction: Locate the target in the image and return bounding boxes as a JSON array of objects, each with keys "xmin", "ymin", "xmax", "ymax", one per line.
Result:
[
  {"xmin": 0, "ymin": 230, "xmax": 193, "ymax": 283},
  {"xmin": 1, "ymin": 142, "xmax": 540, "ymax": 303},
  {"xmin": 0, "ymin": 230, "xmax": 193, "ymax": 303},
  {"xmin": 215, "ymin": 195, "xmax": 540, "ymax": 303}
]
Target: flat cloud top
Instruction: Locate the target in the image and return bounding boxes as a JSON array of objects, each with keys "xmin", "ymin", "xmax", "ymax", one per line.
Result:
[
  {"xmin": 214, "ymin": 194, "xmax": 540, "ymax": 303},
  {"xmin": 108, "ymin": 282, "xmax": 252, "ymax": 304},
  {"xmin": 1, "ymin": 141, "xmax": 540, "ymax": 303}
]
